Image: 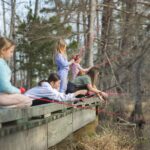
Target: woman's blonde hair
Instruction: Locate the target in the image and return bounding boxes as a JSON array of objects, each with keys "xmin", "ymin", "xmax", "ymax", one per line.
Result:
[
  {"xmin": 56, "ymin": 39, "xmax": 67, "ymax": 54},
  {"xmin": 0, "ymin": 37, "xmax": 15, "ymax": 53}
]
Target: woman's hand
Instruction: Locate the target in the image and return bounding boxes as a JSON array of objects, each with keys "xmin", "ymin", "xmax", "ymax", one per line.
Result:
[
  {"xmin": 74, "ymin": 90, "xmax": 88, "ymax": 96},
  {"xmin": 69, "ymin": 59, "xmax": 75, "ymax": 64},
  {"xmin": 97, "ymin": 93, "xmax": 105, "ymax": 103},
  {"xmin": 98, "ymin": 92, "xmax": 109, "ymax": 103},
  {"xmin": 100, "ymin": 91, "xmax": 108, "ymax": 98}
]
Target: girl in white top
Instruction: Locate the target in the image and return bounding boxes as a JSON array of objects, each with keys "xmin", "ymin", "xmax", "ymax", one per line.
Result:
[{"xmin": 25, "ymin": 73, "xmax": 87, "ymax": 103}]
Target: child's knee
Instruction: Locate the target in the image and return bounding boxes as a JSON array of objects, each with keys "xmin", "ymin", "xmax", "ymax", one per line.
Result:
[
  {"xmin": 26, "ymin": 100, "xmax": 32, "ymax": 106},
  {"xmin": 24, "ymin": 98, "xmax": 32, "ymax": 106}
]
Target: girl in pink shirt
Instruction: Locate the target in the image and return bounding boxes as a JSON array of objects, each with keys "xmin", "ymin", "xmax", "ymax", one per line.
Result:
[{"xmin": 71, "ymin": 55, "xmax": 91, "ymax": 80}]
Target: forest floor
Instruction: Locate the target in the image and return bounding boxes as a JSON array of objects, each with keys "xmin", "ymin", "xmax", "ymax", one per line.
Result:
[{"xmin": 49, "ymin": 99, "xmax": 150, "ymax": 150}]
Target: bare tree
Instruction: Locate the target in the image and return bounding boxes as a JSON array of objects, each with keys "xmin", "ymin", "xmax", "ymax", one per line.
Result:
[
  {"xmin": 84, "ymin": 0, "xmax": 96, "ymax": 67},
  {"xmin": 76, "ymin": 11, "xmax": 80, "ymax": 45},
  {"xmin": 9, "ymin": 0, "xmax": 16, "ymax": 39},
  {"xmin": 1, "ymin": 0, "xmax": 6, "ymax": 36},
  {"xmin": 34, "ymin": 0, "xmax": 39, "ymax": 18},
  {"xmin": 97, "ymin": 0, "xmax": 113, "ymax": 90},
  {"xmin": 9, "ymin": 0, "xmax": 16, "ymax": 85}
]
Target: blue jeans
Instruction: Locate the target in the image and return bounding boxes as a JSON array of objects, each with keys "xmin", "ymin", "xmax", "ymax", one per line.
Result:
[{"xmin": 58, "ymin": 71, "xmax": 68, "ymax": 93}]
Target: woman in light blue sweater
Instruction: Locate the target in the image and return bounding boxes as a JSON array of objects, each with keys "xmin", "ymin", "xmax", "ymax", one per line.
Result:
[{"xmin": 0, "ymin": 37, "xmax": 32, "ymax": 108}]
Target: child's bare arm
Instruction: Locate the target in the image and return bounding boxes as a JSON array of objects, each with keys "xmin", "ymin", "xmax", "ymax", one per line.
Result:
[
  {"xmin": 87, "ymin": 84, "xmax": 101, "ymax": 94},
  {"xmin": 78, "ymin": 64, "xmax": 91, "ymax": 72}
]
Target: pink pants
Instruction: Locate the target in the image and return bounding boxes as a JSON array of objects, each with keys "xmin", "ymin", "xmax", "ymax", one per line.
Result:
[{"xmin": 0, "ymin": 94, "xmax": 33, "ymax": 108}]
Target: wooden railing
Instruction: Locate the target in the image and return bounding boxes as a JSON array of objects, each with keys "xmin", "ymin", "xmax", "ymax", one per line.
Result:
[{"xmin": 0, "ymin": 97, "xmax": 101, "ymax": 150}]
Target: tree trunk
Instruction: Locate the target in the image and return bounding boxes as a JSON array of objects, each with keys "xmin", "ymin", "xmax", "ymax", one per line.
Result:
[
  {"xmin": 77, "ymin": 12, "xmax": 80, "ymax": 45},
  {"xmin": 1, "ymin": 0, "xmax": 6, "ymax": 36},
  {"xmin": 10, "ymin": 0, "xmax": 16, "ymax": 39},
  {"xmin": 121, "ymin": 0, "xmax": 137, "ymax": 49},
  {"xmin": 96, "ymin": 0, "xmax": 101, "ymax": 63},
  {"xmin": 10, "ymin": 0, "xmax": 17, "ymax": 85},
  {"xmin": 81, "ymin": 11, "xmax": 87, "ymax": 65},
  {"xmin": 130, "ymin": 57, "xmax": 145, "ymax": 128},
  {"xmin": 34, "ymin": 0, "xmax": 39, "ymax": 18},
  {"xmin": 97, "ymin": 0, "xmax": 113, "ymax": 90},
  {"xmin": 84, "ymin": 0, "xmax": 96, "ymax": 67}
]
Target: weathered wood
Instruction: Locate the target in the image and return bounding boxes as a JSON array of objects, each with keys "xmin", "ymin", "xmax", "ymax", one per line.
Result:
[
  {"xmin": 0, "ymin": 111, "xmax": 73, "ymax": 137},
  {"xmin": 0, "ymin": 124, "xmax": 48, "ymax": 150},
  {"xmin": 73, "ymin": 108, "xmax": 96, "ymax": 132},
  {"xmin": 0, "ymin": 103, "xmax": 69, "ymax": 124},
  {"xmin": 43, "ymin": 113, "xmax": 51, "ymax": 118},
  {"xmin": 27, "ymin": 103, "xmax": 68, "ymax": 118},
  {"xmin": 75, "ymin": 97, "xmax": 99, "ymax": 107},
  {"xmin": 0, "ymin": 108, "xmax": 26, "ymax": 123},
  {"xmin": 48, "ymin": 114, "xmax": 72, "ymax": 147},
  {"xmin": 26, "ymin": 124, "xmax": 48, "ymax": 150},
  {"xmin": 0, "ymin": 107, "xmax": 97, "ymax": 150},
  {"xmin": 0, "ymin": 97, "xmax": 100, "ymax": 150},
  {"xmin": 0, "ymin": 98, "xmax": 100, "ymax": 124}
]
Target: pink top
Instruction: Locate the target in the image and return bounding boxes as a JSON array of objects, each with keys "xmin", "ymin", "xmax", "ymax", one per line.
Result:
[{"xmin": 71, "ymin": 63, "xmax": 89, "ymax": 80}]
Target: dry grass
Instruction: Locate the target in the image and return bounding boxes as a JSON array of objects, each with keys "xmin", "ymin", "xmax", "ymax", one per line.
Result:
[
  {"xmin": 76, "ymin": 127, "xmax": 135, "ymax": 150},
  {"xmin": 49, "ymin": 99, "xmax": 150, "ymax": 150},
  {"xmin": 142, "ymin": 101, "xmax": 150, "ymax": 121},
  {"xmin": 50, "ymin": 124, "xmax": 136, "ymax": 150}
]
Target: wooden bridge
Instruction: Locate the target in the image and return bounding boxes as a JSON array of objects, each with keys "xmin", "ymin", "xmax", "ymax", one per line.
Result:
[{"xmin": 0, "ymin": 97, "xmax": 101, "ymax": 150}]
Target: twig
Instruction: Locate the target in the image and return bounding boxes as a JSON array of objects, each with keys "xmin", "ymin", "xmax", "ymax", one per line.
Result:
[{"xmin": 116, "ymin": 122, "xmax": 136, "ymax": 127}]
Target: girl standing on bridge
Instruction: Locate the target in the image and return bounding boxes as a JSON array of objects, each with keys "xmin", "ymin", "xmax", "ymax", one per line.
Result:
[
  {"xmin": 55, "ymin": 39, "xmax": 74, "ymax": 93},
  {"xmin": 71, "ymin": 54, "xmax": 91, "ymax": 80},
  {"xmin": 0, "ymin": 37, "xmax": 32, "ymax": 108}
]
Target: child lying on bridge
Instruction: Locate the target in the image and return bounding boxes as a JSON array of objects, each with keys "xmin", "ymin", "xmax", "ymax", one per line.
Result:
[
  {"xmin": 25, "ymin": 73, "xmax": 87, "ymax": 106},
  {"xmin": 66, "ymin": 67, "xmax": 108, "ymax": 101},
  {"xmin": 0, "ymin": 37, "xmax": 32, "ymax": 108}
]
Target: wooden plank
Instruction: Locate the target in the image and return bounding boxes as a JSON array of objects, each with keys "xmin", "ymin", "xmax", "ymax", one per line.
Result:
[
  {"xmin": 48, "ymin": 114, "xmax": 73, "ymax": 147},
  {"xmin": 0, "ymin": 124, "xmax": 48, "ymax": 150},
  {"xmin": 0, "ymin": 104, "xmax": 97, "ymax": 149},
  {"xmin": 72, "ymin": 108, "xmax": 96, "ymax": 132},
  {"xmin": 73, "ymin": 97, "xmax": 100, "ymax": 109},
  {"xmin": 26, "ymin": 124, "xmax": 48, "ymax": 150},
  {"xmin": 0, "ymin": 129, "xmax": 27, "ymax": 150},
  {"xmin": 0, "ymin": 108, "xmax": 27, "ymax": 123},
  {"xmin": 0, "ymin": 103, "xmax": 69, "ymax": 123},
  {"xmin": 27, "ymin": 103, "xmax": 68, "ymax": 118},
  {"xmin": 0, "ymin": 97, "xmax": 100, "ymax": 124},
  {"xmin": 43, "ymin": 113, "xmax": 51, "ymax": 118},
  {"xmin": 0, "ymin": 110, "xmax": 73, "ymax": 137}
]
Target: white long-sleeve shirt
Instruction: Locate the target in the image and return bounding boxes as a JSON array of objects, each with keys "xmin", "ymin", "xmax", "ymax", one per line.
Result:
[{"xmin": 24, "ymin": 82, "xmax": 76, "ymax": 101}]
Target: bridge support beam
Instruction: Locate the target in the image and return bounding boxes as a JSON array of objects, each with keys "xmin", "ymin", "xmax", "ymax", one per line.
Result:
[{"xmin": 0, "ymin": 108, "xmax": 96, "ymax": 150}]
